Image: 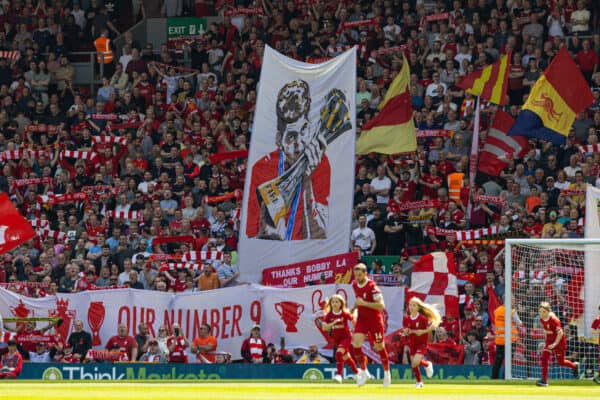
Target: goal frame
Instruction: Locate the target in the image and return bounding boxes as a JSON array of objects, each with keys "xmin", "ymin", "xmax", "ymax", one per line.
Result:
[{"xmin": 503, "ymin": 238, "xmax": 600, "ymax": 380}]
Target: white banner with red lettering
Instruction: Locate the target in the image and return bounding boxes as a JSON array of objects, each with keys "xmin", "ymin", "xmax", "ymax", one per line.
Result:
[
  {"xmin": 0, "ymin": 283, "xmax": 403, "ymax": 359},
  {"xmin": 239, "ymin": 46, "xmax": 356, "ymax": 283},
  {"xmin": 261, "ymin": 252, "xmax": 358, "ymax": 287}
]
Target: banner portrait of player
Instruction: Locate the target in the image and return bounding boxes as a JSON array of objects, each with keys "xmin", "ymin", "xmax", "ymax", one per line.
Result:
[
  {"xmin": 247, "ymin": 81, "xmax": 351, "ymax": 240},
  {"xmin": 239, "ymin": 46, "xmax": 356, "ymax": 283}
]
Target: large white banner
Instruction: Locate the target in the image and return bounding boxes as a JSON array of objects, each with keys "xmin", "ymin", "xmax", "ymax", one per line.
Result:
[
  {"xmin": 583, "ymin": 185, "xmax": 600, "ymax": 335},
  {"xmin": 239, "ymin": 46, "xmax": 357, "ymax": 283},
  {"xmin": 0, "ymin": 284, "xmax": 403, "ymax": 359}
]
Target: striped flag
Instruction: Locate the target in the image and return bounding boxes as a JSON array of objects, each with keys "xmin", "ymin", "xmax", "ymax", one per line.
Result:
[
  {"xmin": 356, "ymin": 54, "xmax": 416, "ymax": 154},
  {"xmin": 182, "ymin": 251, "xmax": 224, "ymax": 263},
  {"xmin": 508, "ymin": 47, "xmax": 594, "ymax": 145},
  {"xmin": 458, "ymin": 52, "xmax": 510, "ymax": 106},
  {"xmin": 478, "ymin": 110, "xmax": 529, "ymax": 176},
  {"xmin": 0, "ymin": 51, "xmax": 20, "ymax": 61}
]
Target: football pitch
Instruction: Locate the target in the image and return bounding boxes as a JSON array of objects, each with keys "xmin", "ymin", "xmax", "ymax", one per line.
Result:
[{"xmin": 0, "ymin": 381, "xmax": 598, "ymax": 400}]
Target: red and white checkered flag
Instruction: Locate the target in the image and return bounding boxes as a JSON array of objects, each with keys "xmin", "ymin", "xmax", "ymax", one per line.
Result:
[{"xmin": 407, "ymin": 252, "xmax": 459, "ymax": 318}]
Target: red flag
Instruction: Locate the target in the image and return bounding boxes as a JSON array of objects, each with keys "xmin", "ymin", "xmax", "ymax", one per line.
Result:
[
  {"xmin": 478, "ymin": 110, "xmax": 529, "ymax": 176},
  {"xmin": 0, "ymin": 193, "xmax": 36, "ymax": 255},
  {"xmin": 407, "ymin": 252, "xmax": 459, "ymax": 318},
  {"xmin": 486, "ymin": 284, "xmax": 501, "ymax": 322},
  {"xmin": 565, "ymin": 270, "xmax": 584, "ymax": 323}
]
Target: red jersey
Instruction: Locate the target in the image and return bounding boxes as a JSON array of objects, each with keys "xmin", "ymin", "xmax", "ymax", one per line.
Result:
[
  {"xmin": 421, "ymin": 174, "xmax": 442, "ymax": 198},
  {"xmin": 592, "ymin": 316, "xmax": 600, "ymax": 347},
  {"xmin": 395, "ymin": 179, "xmax": 416, "ymax": 201},
  {"xmin": 0, "ymin": 351, "xmax": 23, "ymax": 376},
  {"xmin": 322, "ymin": 310, "xmax": 353, "ymax": 344},
  {"xmin": 450, "ymin": 208, "xmax": 465, "ymax": 225},
  {"xmin": 403, "ymin": 313, "xmax": 431, "ymax": 349},
  {"xmin": 436, "ymin": 160, "xmax": 455, "ymax": 177},
  {"xmin": 540, "ymin": 315, "xmax": 566, "ymax": 349},
  {"xmin": 387, "ymin": 198, "xmax": 403, "ymax": 214},
  {"xmin": 105, "ymin": 335, "xmax": 137, "ymax": 360},
  {"xmin": 576, "ymin": 49, "xmax": 599, "ymax": 72},
  {"xmin": 474, "ymin": 261, "xmax": 492, "ymax": 286},
  {"xmin": 352, "ymin": 279, "xmax": 384, "ymax": 326},
  {"xmin": 168, "ymin": 277, "xmax": 187, "ymax": 292},
  {"xmin": 167, "ymin": 336, "xmax": 188, "ymax": 363}
]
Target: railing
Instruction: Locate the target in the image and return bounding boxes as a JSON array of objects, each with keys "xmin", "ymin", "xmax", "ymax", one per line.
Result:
[{"xmin": 68, "ymin": 51, "xmax": 102, "ymax": 94}]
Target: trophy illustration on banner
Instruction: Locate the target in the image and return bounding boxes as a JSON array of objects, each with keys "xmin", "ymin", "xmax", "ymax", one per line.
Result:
[
  {"xmin": 88, "ymin": 301, "xmax": 105, "ymax": 346},
  {"xmin": 274, "ymin": 301, "xmax": 304, "ymax": 332}
]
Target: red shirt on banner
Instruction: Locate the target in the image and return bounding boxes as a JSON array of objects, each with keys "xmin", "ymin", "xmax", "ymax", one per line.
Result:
[{"xmin": 246, "ymin": 150, "xmax": 330, "ymax": 240}]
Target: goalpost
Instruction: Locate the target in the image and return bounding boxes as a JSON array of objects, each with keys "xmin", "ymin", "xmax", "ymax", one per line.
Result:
[{"xmin": 504, "ymin": 238, "xmax": 600, "ymax": 380}]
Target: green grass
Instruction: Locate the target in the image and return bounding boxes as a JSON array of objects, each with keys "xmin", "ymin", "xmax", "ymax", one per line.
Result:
[{"xmin": 0, "ymin": 381, "xmax": 598, "ymax": 400}]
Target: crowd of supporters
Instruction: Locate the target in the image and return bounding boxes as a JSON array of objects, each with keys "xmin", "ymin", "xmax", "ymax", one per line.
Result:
[{"xmin": 0, "ymin": 0, "xmax": 600, "ymax": 368}]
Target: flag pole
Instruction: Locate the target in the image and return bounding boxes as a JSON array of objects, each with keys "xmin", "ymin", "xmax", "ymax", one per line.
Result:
[{"xmin": 466, "ymin": 96, "xmax": 481, "ymax": 226}]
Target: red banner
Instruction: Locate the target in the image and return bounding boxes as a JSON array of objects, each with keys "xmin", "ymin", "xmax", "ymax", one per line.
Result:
[
  {"xmin": 203, "ymin": 189, "xmax": 243, "ymax": 205},
  {"xmin": 426, "ymin": 12, "xmax": 451, "ymax": 22},
  {"xmin": 262, "ymin": 252, "xmax": 358, "ymax": 288},
  {"xmin": 426, "ymin": 342, "xmax": 464, "ymax": 364},
  {"xmin": 394, "ymin": 199, "xmax": 440, "ymax": 212},
  {"xmin": 416, "ymin": 129, "xmax": 453, "ymax": 138},
  {"xmin": 13, "ymin": 177, "xmax": 53, "ymax": 188},
  {"xmin": 377, "ymin": 46, "xmax": 408, "ymax": 55},
  {"xmin": 224, "ymin": 7, "xmax": 263, "ymax": 16},
  {"xmin": 472, "ymin": 194, "xmax": 506, "ymax": 208},
  {"xmin": 306, "ymin": 57, "xmax": 333, "ymax": 64},
  {"xmin": 208, "ymin": 150, "xmax": 249, "ymax": 164},
  {"xmin": 338, "ymin": 18, "xmax": 379, "ymax": 31}
]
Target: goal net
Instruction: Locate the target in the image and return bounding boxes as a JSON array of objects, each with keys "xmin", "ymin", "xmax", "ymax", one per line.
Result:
[{"xmin": 504, "ymin": 239, "xmax": 600, "ymax": 380}]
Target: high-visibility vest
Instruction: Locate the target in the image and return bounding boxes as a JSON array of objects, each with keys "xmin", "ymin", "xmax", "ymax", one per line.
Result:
[
  {"xmin": 493, "ymin": 305, "xmax": 519, "ymax": 345},
  {"xmin": 94, "ymin": 36, "xmax": 113, "ymax": 64},
  {"xmin": 447, "ymin": 172, "xmax": 464, "ymax": 203}
]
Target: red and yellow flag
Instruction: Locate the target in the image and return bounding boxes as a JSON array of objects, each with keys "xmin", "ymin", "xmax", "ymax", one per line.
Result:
[
  {"xmin": 458, "ymin": 52, "xmax": 511, "ymax": 106},
  {"xmin": 356, "ymin": 55, "xmax": 416, "ymax": 154},
  {"xmin": 508, "ymin": 47, "xmax": 594, "ymax": 145}
]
